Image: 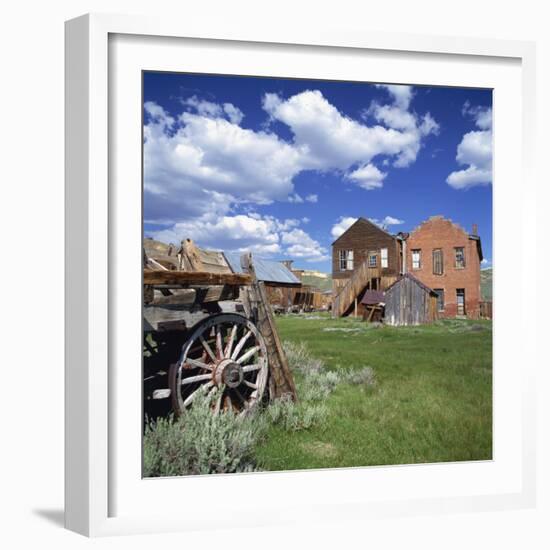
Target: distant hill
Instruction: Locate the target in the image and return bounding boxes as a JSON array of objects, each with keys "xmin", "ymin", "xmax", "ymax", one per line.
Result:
[
  {"xmin": 480, "ymin": 268, "xmax": 492, "ymax": 301},
  {"xmin": 301, "ymin": 273, "xmax": 332, "ymax": 292}
]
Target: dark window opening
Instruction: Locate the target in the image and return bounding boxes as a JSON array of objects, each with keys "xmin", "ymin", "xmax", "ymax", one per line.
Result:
[
  {"xmin": 434, "ymin": 289, "xmax": 445, "ymax": 312},
  {"xmin": 456, "ymin": 288, "xmax": 466, "ymax": 316},
  {"xmin": 433, "ymin": 249, "xmax": 444, "ymax": 275},
  {"xmin": 455, "ymin": 247, "xmax": 466, "ymax": 268}
]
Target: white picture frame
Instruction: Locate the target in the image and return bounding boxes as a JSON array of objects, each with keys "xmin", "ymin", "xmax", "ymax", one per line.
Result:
[{"xmin": 65, "ymin": 13, "xmax": 537, "ymax": 537}]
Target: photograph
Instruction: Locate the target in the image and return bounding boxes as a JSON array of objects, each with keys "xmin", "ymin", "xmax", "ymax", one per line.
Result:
[{"xmin": 141, "ymin": 71, "xmax": 493, "ymax": 478}]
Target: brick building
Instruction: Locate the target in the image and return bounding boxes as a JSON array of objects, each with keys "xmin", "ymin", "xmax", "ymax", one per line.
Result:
[{"xmin": 403, "ymin": 216, "xmax": 483, "ymax": 319}]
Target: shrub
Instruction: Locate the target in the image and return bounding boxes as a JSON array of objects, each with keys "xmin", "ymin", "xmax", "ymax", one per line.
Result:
[
  {"xmin": 143, "ymin": 386, "xmax": 265, "ymax": 477},
  {"xmin": 261, "ymin": 341, "xmax": 342, "ymax": 432},
  {"xmin": 344, "ymin": 366, "xmax": 376, "ymax": 387},
  {"xmin": 283, "ymin": 340, "xmax": 323, "ymax": 375},
  {"xmin": 266, "ymin": 395, "xmax": 328, "ymax": 432}
]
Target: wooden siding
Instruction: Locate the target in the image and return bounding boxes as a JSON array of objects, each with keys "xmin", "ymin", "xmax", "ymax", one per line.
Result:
[
  {"xmin": 332, "ymin": 263, "xmax": 396, "ymax": 317},
  {"xmin": 332, "ymin": 218, "xmax": 401, "ymax": 282},
  {"xmin": 384, "ymin": 276, "xmax": 438, "ymax": 326}
]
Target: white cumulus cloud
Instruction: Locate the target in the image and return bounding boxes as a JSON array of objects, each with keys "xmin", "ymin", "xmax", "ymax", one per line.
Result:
[
  {"xmin": 347, "ymin": 163, "xmax": 386, "ymax": 190},
  {"xmin": 331, "ymin": 216, "xmax": 358, "ymax": 239},
  {"xmin": 263, "ymin": 88, "xmax": 438, "ymax": 175},
  {"xmin": 148, "ymin": 214, "xmax": 329, "ymax": 262},
  {"xmin": 447, "ymin": 104, "xmax": 492, "ymax": 190},
  {"xmin": 366, "ymin": 85, "xmax": 440, "ymax": 168},
  {"xmin": 369, "ymin": 215, "xmax": 404, "ymax": 228}
]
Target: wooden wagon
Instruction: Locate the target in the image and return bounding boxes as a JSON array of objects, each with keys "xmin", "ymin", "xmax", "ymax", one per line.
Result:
[{"xmin": 143, "ymin": 239, "xmax": 299, "ymax": 419}]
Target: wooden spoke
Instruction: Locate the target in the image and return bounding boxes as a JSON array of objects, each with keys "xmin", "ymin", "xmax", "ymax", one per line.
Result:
[
  {"xmin": 236, "ymin": 346, "xmax": 260, "ymax": 365},
  {"xmin": 199, "ymin": 335, "xmax": 216, "ymax": 362},
  {"xmin": 183, "ymin": 381, "xmax": 214, "ymax": 407},
  {"xmin": 224, "ymin": 324, "xmax": 238, "ymax": 358},
  {"xmin": 180, "ymin": 373, "xmax": 212, "ymax": 386},
  {"xmin": 231, "ymin": 330, "xmax": 252, "ymax": 360},
  {"xmin": 215, "ymin": 328, "xmax": 223, "ymax": 359},
  {"xmin": 173, "ymin": 313, "xmax": 269, "ymax": 416},
  {"xmin": 242, "ymin": 363, "xmax": 261, "ymax": 373},
  {"xmin": 185, "ymin": 358, "xmax": 213, "ymax": 371}
]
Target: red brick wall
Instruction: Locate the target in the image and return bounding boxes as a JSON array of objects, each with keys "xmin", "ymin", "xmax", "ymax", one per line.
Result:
[{"xmin": 405, "ymin": 216, "xmax": 481, "ymax": 319}]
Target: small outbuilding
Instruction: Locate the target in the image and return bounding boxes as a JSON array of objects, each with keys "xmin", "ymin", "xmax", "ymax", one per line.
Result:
[
  {"xmin": 361, "ymin": 290, "xmax": 385, "ymax": 322},
  {"xmin": 384, "ymin": 273, "xmax": 438, "ymax": 326}
]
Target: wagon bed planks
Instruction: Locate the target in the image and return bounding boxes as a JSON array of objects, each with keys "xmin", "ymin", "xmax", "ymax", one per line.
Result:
[{"xmin": 144, "ymin": 270, "xmax": 252, "ymax": 287}]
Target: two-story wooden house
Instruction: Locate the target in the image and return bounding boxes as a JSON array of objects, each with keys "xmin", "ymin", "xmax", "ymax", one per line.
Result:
[
  {"xmin": 331, "ymin": 218, "xmax": 402, "ymax": 316},
  {"xmin": 403, "ymin": 216, "xmax": 483, "ymax": 319}
]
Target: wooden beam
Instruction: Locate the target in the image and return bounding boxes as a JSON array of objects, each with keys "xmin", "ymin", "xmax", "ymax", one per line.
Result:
[
  {"xmin": 241, "ymin": 253, "xmax": 297, "ymax": 401},
  {"xmin": 143, "ymin": 270, "xmax": 251, "ymax": 286},
  {"xmin": 181, "ymin": 238, "xmax": 204, "ymax": 271}
]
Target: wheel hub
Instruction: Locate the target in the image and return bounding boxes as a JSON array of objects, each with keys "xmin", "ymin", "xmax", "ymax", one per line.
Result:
[{"xmin": 213, "ymin": 358, "xmax": 244, "ymax": 388}]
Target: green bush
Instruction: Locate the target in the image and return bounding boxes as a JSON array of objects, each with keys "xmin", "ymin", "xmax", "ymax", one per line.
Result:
[
  {"xmin": 262, "ymin": 341, "xmax": 344, "ymax": 432},
  {"xmin": 143, "ymin": 386, "xmax": 265, "ymax": 477},
  {"xmin": 265, "ymin": 395, "xmax": 328, "ymax": 431},
  {"xmin": 344, "ymin": 366, "xmax": 376, "ymax": 387}
]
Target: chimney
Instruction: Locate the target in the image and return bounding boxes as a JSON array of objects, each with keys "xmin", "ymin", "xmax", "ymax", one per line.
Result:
[
  {"xmin": 472, "ymin": 223, "xmax": 478, "ymax": 236},
  {"xmin": 281, "ymin": 260, "xmax": 294, "ymax": 270}
]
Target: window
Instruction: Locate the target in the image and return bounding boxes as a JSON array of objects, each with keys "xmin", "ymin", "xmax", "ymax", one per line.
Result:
[
  {"xmin": 456, "ymin": 289, "xmax": 466, "ymax": 316},
  {"xmin": 380, "ymin": 247, "xmax": 388, "ymax": 268},
  {"xmin": 368, "ymin": 252, "xmax": 377, "ymax": 267},
  {"xmin": 432, "ymin": 248, "xmax": 444, "ymax": 275},
  {"xmin": 339, "ymin": 249, "xmax": 353, "ymax": 271},
  {"xmin": 412, "ymin": 249, "xmax": 421, "ymax": 269},
  {"xmin": 434, "ymin": 289, "xmax": 445, "ymax": 312},
  {"xmin": 455, "ymin": 247, "xmax": 466, "ymax": 268}
]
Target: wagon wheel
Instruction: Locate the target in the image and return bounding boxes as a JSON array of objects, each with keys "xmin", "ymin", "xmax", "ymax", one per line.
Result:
[{"xmin": 169, "ymin": 313, "xmax": 268, "ymax": 416}]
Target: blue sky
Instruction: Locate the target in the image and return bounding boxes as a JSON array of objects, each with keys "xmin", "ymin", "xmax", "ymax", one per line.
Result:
[{"xmin": 143, "ymin": 72, "xmax": 492, "ymax": 273}]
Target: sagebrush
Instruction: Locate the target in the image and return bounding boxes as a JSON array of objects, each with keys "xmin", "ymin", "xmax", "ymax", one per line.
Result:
[{"xmin": 143, "ymin": 386, "xmax": 264, "ymax": 477}]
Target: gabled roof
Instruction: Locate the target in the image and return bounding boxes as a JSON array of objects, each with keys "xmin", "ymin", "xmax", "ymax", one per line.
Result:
[
  {"xmin": 331, "ymin": 217, "xmax": 398, "ymax": 245},
  {"xmin": 385, "ymin": 272, "xmax": 437, "ymax": 296}
]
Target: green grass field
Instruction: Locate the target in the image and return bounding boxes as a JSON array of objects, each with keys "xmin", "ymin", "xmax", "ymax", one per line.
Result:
[{"xmin": 255, "ymin": 314, "xmax": 492, "ymax": 471}]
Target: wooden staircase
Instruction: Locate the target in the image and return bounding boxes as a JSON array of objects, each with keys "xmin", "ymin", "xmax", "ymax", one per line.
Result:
[{"xmin": 332, "ymin": 263, "xmax": 391, "ymax": 318}]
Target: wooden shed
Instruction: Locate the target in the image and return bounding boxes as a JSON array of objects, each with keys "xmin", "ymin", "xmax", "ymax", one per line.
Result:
[{"xmin": 384, "ymin": 273, "xmax": 438, "ymax": 326}]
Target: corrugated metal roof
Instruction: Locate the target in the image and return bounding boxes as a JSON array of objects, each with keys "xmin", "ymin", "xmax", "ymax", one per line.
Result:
[{"xmin": 223, "ymin": 252, "xmax": 301, "ymax": 286}]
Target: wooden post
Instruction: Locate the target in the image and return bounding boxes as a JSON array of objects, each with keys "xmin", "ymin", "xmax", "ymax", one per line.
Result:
[
  {"xmin": 177, "ymin": 238, "xmax": 204, "ymax": 271},
  {"xmin": 241, "ymin": 253, "xmax": 297, "ymax": 401},
  {"xmin": 354, "ymin": 297, "xmax": 358, "ymax": 317}
]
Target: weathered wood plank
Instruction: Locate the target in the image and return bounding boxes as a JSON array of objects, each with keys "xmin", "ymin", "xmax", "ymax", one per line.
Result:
[
  {"xmin": 144, "ymin": 270, "xmax": 251, "ymax": 286},
  {"xmin": 146, "ymin": 285, "xmax": 240, "ymax": 306},
  {"xmin": 241, "ymin": 253, "xmax": 297, "ymax": 401}
]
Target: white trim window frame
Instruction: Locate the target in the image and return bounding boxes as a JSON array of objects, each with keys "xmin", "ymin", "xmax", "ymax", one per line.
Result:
[
  {"xmin": 412, "ymin": 249, "xmax": 421, "ymax": 270},
  {"xmin": 381, "ymin": 247, "xmax": 388, "ymax": 268},
  {"xmin": 339, "ymin": 249, "xmax": 353, "ymax": 271}
]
